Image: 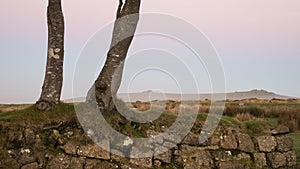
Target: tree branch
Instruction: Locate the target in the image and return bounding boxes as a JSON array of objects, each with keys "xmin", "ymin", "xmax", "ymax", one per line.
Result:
[{"xmin": 117, "ymin": 0, "xmax": 124, "ymax": 18}]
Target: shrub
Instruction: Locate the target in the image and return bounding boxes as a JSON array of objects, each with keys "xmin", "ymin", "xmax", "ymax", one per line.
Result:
[
  {"xmin": 278, "ymin": 109, "xmax": 300, "ymax": 132},
  {"xmin": 235, "ymin": 113, "xmax": 256, "ymax": 121},
  {"xmin": 198, "ymin": 105, "xmax": 210, "ymax": 113}
]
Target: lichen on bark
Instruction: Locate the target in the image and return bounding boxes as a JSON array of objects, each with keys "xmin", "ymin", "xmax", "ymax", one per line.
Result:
[
  {"xmin": 36, "ymin": 0, "xmax": 64, "ymax": 111},
  {"xmin": 86, "ymin": 0, "xmax": 141, "ymax": 116}
]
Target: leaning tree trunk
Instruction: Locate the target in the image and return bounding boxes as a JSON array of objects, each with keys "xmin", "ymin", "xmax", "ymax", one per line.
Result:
[
  {"xmin": 36, "ymin": 0, "xmax": 64, "ymax": 111},
  {"xmin": 86, "ymin": 0, "xmax": 141, "ymax": 113}
]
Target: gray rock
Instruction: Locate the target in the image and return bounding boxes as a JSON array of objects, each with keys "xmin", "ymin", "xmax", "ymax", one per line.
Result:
[
  {"xmin": 46, "ymin": 153, "xmax": 71, "ymax": 169},
  {"xmin": 60, "ymin": 141, "xmax": 78, "ymax": 155},
  {"xmin": 256, "ymin": 135, "xmax": 277, "ymax": 152},
  {"xmin": 153, "ymin": 160, "xmax": 162, "ymax": 167},
  {"xmin": 179, "ymin": 145, "xmax": 213, "ymax": 168},
  {"xmin": 77, "ymin": 143, "xmax": 110, "ymax": 160},
  {"xmin": 267, "ymin": 152, "xmax": 286, "ymax": 168},
  {"xmin": 24, "ymin": 129, "xmax": 35, "ymax": 145},
  {"xmin": 204, "ymin": 145, "xmax": 219, "ymax": 150},
  {"xmin": 69, "ymin": 157, "xmax": 85, "ymax": 168},
  {"xmin": 146, "ymin": 129, "xmax": 159, "ymax": 138},
  {"xmin": 237, "ymin": 133, "xmax": 254, "ymax": 153},
  {"xmin": 130, "ymin": 141, "xmax": 153, "ymax": 158},
  {"xmin": 209, "ymin": 134, "xmax": 221, "ymax": 145},
  {"xmin": 154, "ymin": 145, "xmax": 172, "ymax": 163},
  {"xmin": 284, "ymin": 151, "xmax": 297, "ymax": 167},
  {"xmin": 85, "ymin": 159, "xmax": 118, "ymax": 169},
  {"xmin": 129, "ymin": 158, "xmax": 152, "ymax": 168},
  {"xmin": 182, "ymin": 151, "xmax": 213, "ymax": 169},
  {"xmin": 162, "ymin": 141, "xmax": 177, "ymax": 150},
  {"xmin": 233, "ymin": 153, "xmax": 251, "ymax": 161},
  {"xmin": 182, "ymin": 132, "xmax": 200, "ymax": 145},
  {"xmin": 271, "ymin": 125, "xmax": 290, "ymax": 135},
  {"xmin": 21, "ymin": 162, "xmax": 39, "ymax": 169},
  {"xmin": 85, "ymin": 159, "xmax": 102, "ymax": 169},
  {"xmin": 214, "ymin": 150, "xmax": 232, "ymax": 162},
  {"xmin": 220, "ymin": 129, "xmax": 237, "ymax": 149},
  {"xmin": 253, "ymin": 153, "xmax": 267, "ymax": 168},
  {"xmin": 173, "ymin": 146, "xmax": 182, "ymax": 163},
  {"xmin": 217, "ymin": 161, "xmax": 251, "ymax": 169},
  {"xmin": 111, "ymin": 149, "xmax": 126, "ymax": 162},
  {"xmin": 120, "ymin": 164, "xmax": 140, "ymax": 169},
  {"xmin": 276, "ymin": 136, "xmax": 293, "ymax": 152},
  {"xmin": 46, "ymin": 154, "xmax": 85, "ymax": 169},
  {"xmin": 17, "ymin": 148, "xmax": 36, "ymax": 165},
  {"xmin": 53, "ymin": 129, "xmax": 61, "ymax": 138},
  {"xmin": 130, "ymin": 145, "xmax": 153, "ymax": 168},
  {"xmin": 146, "ymin": 130, "xmax": 163, "ymax": 145},
  {"xmin": 180, "ymin": 144, "xmax": 204, "ymax": 153},
  {"xmin": 163, "ymin": 132, "xmax": 182, "ymax": 144}
]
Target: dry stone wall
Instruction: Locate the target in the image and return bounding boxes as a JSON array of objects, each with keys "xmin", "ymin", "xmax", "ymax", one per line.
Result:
[{"xmin": 0, "ymin": 120, "xmax": 297, "ymax": 169}]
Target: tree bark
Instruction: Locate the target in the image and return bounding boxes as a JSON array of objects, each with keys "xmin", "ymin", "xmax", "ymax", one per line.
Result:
[
  {"xmin": 36, "ymin": 0, "xmax": 64, "ymax": 111},
  {"xmin": 86, "ymin": 0, "xmax": 141, "ymax": 113}
]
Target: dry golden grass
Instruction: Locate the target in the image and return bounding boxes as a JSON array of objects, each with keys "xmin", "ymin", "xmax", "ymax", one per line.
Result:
[
  {"xmin": 235, "ymin": 113, "xmax": 256, "ymax": 121},
  {"xmin": 128, "ymin": 98, "xmax": 300, "ymax": 132},
  {"xmin": 278, "ymin": 108, "xmax": 300, "ymax": 132},
  {"xmin": 0, "ymin": 104, "xmax": 31, "ymax": 113}
]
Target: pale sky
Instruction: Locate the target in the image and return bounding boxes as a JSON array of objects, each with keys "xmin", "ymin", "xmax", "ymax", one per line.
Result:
[{"xmin": 0, "ymin": 0, "xmax": 299, "ymax": 103}]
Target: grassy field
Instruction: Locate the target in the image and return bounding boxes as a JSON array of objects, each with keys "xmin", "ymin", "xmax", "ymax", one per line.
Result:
[
  {"xmin": 0, "ymin": 104, "xmax": 31, "ymax": 113},
  {"xmin": 0, "ymin": 100, "xmax": 300, "ymax": 163},
  {"xmin": 0, "ymin": 103, "xmax": 76, "ymax": 126},
  {"xmin": 287, "ymin": 131, "xmax": 300, "ymax": 164}
]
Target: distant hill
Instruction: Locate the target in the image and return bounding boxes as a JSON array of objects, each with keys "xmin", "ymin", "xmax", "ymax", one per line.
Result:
[
  {"xmin": 222, "ymin": 89, "xmax": 292, "ymax": 100},
  {"xmin": 64, "ymin": 89, "xmax": 294, "ymax": 103},
  {"xmin": 117, "ymin": 89, "xmax": 293, "ymax": 102}
]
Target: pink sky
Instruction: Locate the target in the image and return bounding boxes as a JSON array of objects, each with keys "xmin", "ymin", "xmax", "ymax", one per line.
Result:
[
  {"xmin": 1, "ymin": 0, "xmax": 299, "ymax": 46},
  {"xmin": 0, "ymin": 0, "xmax": 299, "ymax": 103}
]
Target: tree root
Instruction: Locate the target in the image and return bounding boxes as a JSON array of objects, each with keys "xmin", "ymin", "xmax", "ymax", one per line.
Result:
[{"xmin": 35, "ymin": 99, "xmax": 57, "ymax": 111}]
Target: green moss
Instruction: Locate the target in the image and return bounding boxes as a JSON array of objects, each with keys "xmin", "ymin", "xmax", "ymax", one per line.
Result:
[{"xmin": 241, "ymin": 120, "xmax": 269, "ymax": 136}]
